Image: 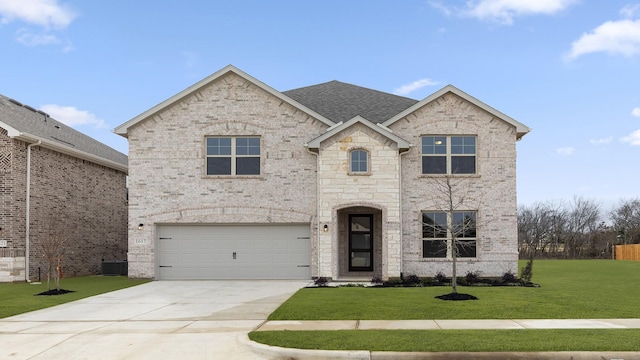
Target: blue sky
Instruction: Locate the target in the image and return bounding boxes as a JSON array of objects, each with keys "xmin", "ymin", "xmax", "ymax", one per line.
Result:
[{"xmin": 1, "ymin": 0, "xmax": 639, "ymax": 208}]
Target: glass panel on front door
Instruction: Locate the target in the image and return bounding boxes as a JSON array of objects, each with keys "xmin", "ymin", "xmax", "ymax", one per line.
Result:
[{"xmin": 349, "ymin": 214, "xmax": 373, "ymax": 271}]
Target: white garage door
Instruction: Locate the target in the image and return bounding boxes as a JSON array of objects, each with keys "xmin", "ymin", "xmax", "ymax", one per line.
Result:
[{"xmin": 156, "ymin": 224, "xmax": 311, "ymax": 280}]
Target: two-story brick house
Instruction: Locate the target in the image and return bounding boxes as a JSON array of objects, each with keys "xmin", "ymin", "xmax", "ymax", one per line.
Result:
[
  {"xmin": 115, "ymin": 65, "xmax": 529, "ymax": 280},
  {"xmin": 0, "ymin": 95, "xmax": 128, "ymax": 282}
]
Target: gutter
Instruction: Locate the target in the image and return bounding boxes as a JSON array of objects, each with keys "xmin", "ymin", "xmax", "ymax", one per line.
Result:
[
  {"xmin": 25, "ymin": 140, "xmax": 41, "ymax": 282},
  {"xmin": 1, "ymin": 123, "xmax": 128, "ymax": 174}
]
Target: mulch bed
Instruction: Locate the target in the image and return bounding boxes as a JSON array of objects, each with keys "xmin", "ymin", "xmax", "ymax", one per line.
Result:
[
  {"xmin": 435, "ymin": 292, "xmax": 478, "ymax": 301},
  {"xmin": 36, "ymin": 289, "xmax": 75, "ymax": 296}
]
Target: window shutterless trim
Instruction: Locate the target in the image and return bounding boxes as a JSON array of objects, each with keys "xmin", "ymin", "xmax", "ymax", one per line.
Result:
[
  {"xmin": 205, "ymin": 136, "xmax": 261, "ymax": 176},
  {"xmin": 348, "ymin": 148, "xmax": 370, "ymax": 175},
  {"xmin": 421, "ymin": 135, "xmax": 477, "ymax": 175}
]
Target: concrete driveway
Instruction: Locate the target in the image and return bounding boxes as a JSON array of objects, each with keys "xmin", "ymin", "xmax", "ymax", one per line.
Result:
[{"xmin": 0, "ymin": 280, "xmax": 308, "ymax": 360}]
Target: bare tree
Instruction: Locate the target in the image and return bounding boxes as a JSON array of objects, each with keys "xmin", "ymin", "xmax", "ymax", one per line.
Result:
[
  {"xmin": 40, "ymin": 218, "xmax": 69, "ymax": 292},
  {"xmin": 423, "ymin": 175, "xmax": 481, "ymax": 294},
  {"xmin": 565, "ymin": 196, "xmax": 602, "ymax": 258},
  {"xmin": 610, "ymin": 198, "xmax": 640, "ymax": 245}
]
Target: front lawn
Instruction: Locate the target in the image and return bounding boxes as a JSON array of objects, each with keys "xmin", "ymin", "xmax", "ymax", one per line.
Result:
[
  {"xmin": 268, "ymin": 260, "xmax": 640, "ymax": 320},
  {"xmin": 251, "ymin": 260, "xmax": 640, "ymax": 352},
  {"xmin": 0, "ymin": 276, "xmax": 149, "ymax": 319}
]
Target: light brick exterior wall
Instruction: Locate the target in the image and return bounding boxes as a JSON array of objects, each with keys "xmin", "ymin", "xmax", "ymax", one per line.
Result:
[
  {"xmin": 126, "ymin": 73, "xmax": 326, "ymax": 279},
  {"xmin": 126, "ymin": 74, "xmax": 522, "ymax": 280},
  {"xmin": 388, "ymin": 93, "xmax": 519, "ymax": 277},
  {"xmin": 0, "ymin": 129, "xmax": 127, "ymax": 282}
]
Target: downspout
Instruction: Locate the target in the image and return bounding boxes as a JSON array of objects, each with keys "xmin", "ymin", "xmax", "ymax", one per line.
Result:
[
  {"xmin": 25, "ymin": 140, "xmax": 41, "ymax": 282},
  {"xmin": 305, "ymin": 145, "xmax": 320, "ymax": 279},
  {"xmin": 398, "ymin": 147, "xmax": 410, "ymax": 278}
]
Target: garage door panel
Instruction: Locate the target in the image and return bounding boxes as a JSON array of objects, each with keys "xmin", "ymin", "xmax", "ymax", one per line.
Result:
[{"xmin": 157, "ymin": 224, "xmax": 311, "ymax": 280}]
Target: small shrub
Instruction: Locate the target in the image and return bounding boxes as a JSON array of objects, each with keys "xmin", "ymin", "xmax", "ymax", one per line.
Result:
[
  {"xmin": 502, "ymin": 270, "xmax": 518, "ymax": 284},
  {"xmin": 314, "ymin": 277, "xmax": 330, "ymax": 287},
  {"xmin": 465, "ymin": 271, "xmax": 480, "ymax": 285},
  {"xmin": 403, "ymin": 274, "xmax": 421, "ymax": 287},
  {"xmin": 435, "ymin": 271, "xmax": 448, "ymax": 284},
  {"xmin": 338, "ymin": 283, "xmax": 364, "ymax": 287},
  {"xmin": 521, "ymin": 259, "xmax": 534, "ymax": 284},
  {"xmin": 370, "ymin": 276, "xmax": 384, "ymax": 286},
  {"xmin": 421, "ymin": 277, "xmax": 436, "ymax": 286}
]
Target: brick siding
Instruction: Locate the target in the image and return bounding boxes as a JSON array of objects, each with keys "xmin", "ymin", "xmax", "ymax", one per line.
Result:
[{"xmin": 0, "ymin": 129, "xmax": 127, "ymax": 281}]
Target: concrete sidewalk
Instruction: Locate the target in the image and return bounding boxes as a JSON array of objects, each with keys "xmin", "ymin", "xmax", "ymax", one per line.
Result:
[{"xmin": 256, "ymin": 318, "xmax": 640, "ymax": 331}]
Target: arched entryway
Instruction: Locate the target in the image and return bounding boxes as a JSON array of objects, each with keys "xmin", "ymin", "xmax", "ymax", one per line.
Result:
[{"xmin": 336, "ymin": 206, "xmax": 383, "ymax": 279}]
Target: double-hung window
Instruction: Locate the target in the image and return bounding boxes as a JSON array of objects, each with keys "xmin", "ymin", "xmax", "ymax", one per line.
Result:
[
  {"xmin": 421, "ymin": 136, "xmax": 476, "ymax": 175},
  {"xmin": 422, "ymin": 211, "xmax": 477, "ymax": 258},
  {"xmin": 206, "ymin": 136, "xmax": 260, "ymax": 175}
]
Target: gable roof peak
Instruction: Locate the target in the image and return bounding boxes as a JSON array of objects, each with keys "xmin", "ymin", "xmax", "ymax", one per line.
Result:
[
  {"xmin": 114, "ymin": 65, "xmax": 335, "ymax": 136},
  {"xmin": 382, "ymin": 84, "xmax": 531, "ymax": 139}
]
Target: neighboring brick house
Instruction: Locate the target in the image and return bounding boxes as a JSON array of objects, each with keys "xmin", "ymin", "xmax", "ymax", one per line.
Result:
[
  {"xmin": 0, "ymin": 95, "xmax": 128, "ymax": 282},
  {"xmin": 115, "ymin": 65, "xmax": 530, "ymax": 280}
]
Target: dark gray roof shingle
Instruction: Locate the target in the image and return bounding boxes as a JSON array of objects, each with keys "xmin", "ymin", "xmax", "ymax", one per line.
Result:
[
  {"xmin": 0, "ymin": 94, "xmax": 127, "ymax": 168},
  {"xmin": 283, "ymin": 81, "xmax": 418, "ymax": 124}
]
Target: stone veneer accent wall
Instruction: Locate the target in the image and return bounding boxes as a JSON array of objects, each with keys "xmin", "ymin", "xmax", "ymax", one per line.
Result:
[
  {"xmin": 126, "ymin": 73, "xmax": 325, "ymax": 279},
  {"xmin": 389, "ymin": 93, "xmax": 519, "ymax": 277},
  {"xmin": 316, "ymin": 123, "xmax": 402, "ymax": 279},
  {"xmin": 0, "ymin": 129, "xmax": 127, "ymax": 282}
]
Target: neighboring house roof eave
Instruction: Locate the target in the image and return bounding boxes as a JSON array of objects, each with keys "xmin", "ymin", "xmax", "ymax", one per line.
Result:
[
  {"xmin": 114, "ymin": 65, "xmax": 335, "ymax": 136},
  {"xmin": 1, "ymin": 125, "xmax": 128, "ymax": 173},
  {"xmin": 306, "ymin": 115, "xmax": 411, "ymax": 150},
  {"xmin": 382, "ymin": 84, "xmax": 532, "ymax": 139}
]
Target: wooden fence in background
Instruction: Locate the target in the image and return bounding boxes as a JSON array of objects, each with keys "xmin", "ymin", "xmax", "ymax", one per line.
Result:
[{"xmin": 615, "ymin": 244, "xmax": 640, "ymax": 261}]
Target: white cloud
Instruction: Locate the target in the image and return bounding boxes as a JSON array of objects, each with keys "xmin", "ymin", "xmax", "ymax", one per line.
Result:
[
  {"xmin": 621, "ymin": 129, "xmax": 640, "ymax": 145},
  {"xmin": 16, "ymin": 30, "xmax": 73, "ymax": 51},
  {"xmin": 0, "ymin": 0, "xmax": 76, "ymax": 28},
  {"xmin": 632, "ymin": 107, "xmax": 640, "ymax": 117},
  {"xmin": 566, "ymin": 19, "xmax": 640, "ymax": 60},
  {"xmin": 394, "ymin": 79, "xmax": 439, "ymax": 96},
  {"xmin": 431, "ymin": 0, "xmax": 577, "ymax": 25},
  {"xmin": 556, "ymin": 147, "xmax": 575, "ymax": 155},
  {"xmin": 589, "ymin": 137, "xmax": 613, "ymax": 145},
  {"xmin": 40, "ymin": 104, "xmax": 106, "ymax": 128},
  {"xmin": 621, "ymin": 4, "xmax": 640, "ymax": 19}
]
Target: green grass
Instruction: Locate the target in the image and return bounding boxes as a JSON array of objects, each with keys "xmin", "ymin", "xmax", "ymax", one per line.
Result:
[
  {"xmin": 250, "ymin": 329, "xmax": 640, "ymax": 352},
  {"xmin": 0, "ymin": 276, "xmax": 149, "ymax": 319},
  {"xmin": 252, "ymin": 260, "xmax": 640, "ymax": 352},
  {"xmin": 268, "ymin": 260, "xmax": 640, "ymax": 320}
]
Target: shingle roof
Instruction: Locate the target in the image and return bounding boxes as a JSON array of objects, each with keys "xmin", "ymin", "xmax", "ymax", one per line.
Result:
[
  {"xmin": 0, "ymin": 94, "xmax": 127, "ymax": 170},
  {"xmin": 283, "ymin": 81, "xmax": 418, "ymax": 124}
]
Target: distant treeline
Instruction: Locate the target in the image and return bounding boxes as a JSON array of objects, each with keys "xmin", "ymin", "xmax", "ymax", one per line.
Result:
[{"xmin": 518, "ymin": 197, "xmax": 640, "ymax": 259}]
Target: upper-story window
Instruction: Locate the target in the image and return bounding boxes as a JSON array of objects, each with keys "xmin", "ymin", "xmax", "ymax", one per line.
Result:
[
  {"xmin": 206, "ymin": 136, "xmax": 260, "ymax": 175},
  {"xmin": 350, "ymin": 149, "xmax": 368, "ymax": 174},
  {"xmin": 421, "ymin": 136, "xmax": 476, "ymax": 175}
]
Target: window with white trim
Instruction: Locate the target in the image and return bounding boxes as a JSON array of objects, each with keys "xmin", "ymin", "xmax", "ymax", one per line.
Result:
[
  {"xmin": 206, "ymin": 136, "xmax": 260, "ymax": 175},
  {"xmin": 350, "ymin": 149, "xmax": 368, "ymax": 173},
  {"xmin": 422, "ymin": 211, "xmax": 477, "ymax": 258},
  {"xmin": 421, "ymin": 136, "xmax": 476, "ymax": 175}
]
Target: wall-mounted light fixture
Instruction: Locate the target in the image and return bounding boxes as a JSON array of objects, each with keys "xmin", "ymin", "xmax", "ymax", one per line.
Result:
[
  {"xmin": 323, "ymin": 224, "xmax": 328, "ymax": 232},
  {"xmin": 138, "ymin": 224, "xmax": 144, "ymax": 230}
]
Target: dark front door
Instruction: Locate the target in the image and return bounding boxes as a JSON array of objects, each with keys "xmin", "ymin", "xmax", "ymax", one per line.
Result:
[{"xmin": 349, "ymin": 214, "xmax": 373, "ymax": 271}]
